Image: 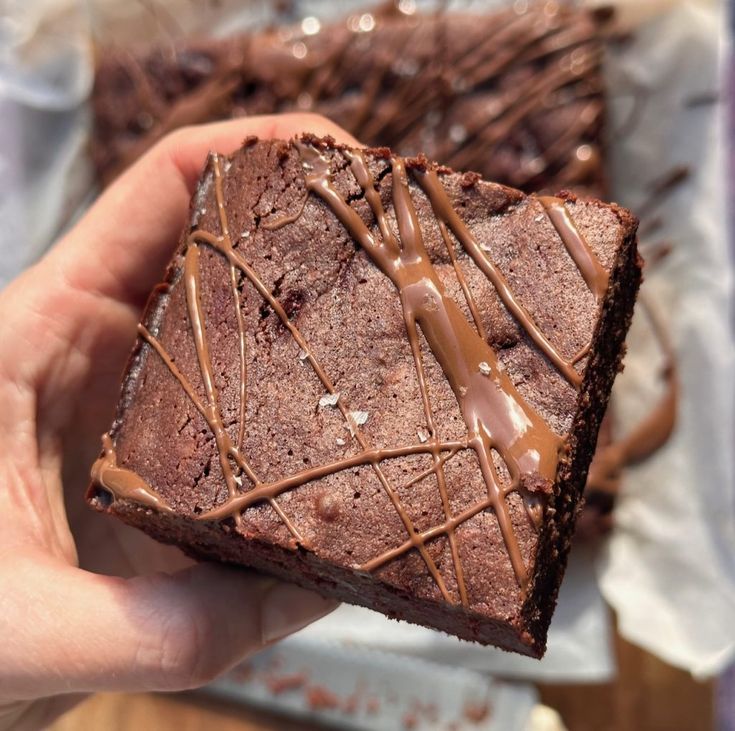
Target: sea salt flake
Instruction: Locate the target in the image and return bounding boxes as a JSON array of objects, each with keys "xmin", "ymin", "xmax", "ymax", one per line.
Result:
[
  {"xmin": 233, "ymin": 475, "xmax": 243, "ymax": 487},
  {"xmin": 417, "ymin": 429, "xmax": 429, "ymax": 443},
  {"xmin": 350, "ymin": 410, "xmax": 369, "ymax": 426},
  {"xmin": 298, "ymin": 349, "xmax": 309, "ymax": 361},
  {"xmin": 479, "ymin": 361, "xmax": 491, "ymax": 376},
  {"xmin": 336, "ymin": 437, "xmax": 346, "ymax": 446},
  {"xmin": 319, "ymin": 392, "xmax": 340, "ymax": 408}
]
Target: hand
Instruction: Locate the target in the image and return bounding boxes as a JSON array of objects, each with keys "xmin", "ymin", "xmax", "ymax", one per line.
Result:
[{"xmin": 0, "ymin": 114, "xmax": 358, "ymax": 730}]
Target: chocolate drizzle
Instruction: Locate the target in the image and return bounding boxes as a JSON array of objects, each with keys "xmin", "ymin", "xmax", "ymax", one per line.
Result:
[
  {"xmin": 91, "ymin": 434, "xmax": 172, "ymax": 514},
  {"xmin": 414, "ymin": 172, "xmax": 587, "ymax": 387},
  {"xmin": 91, "ymin": 139, "xmax": 612, "ymax": 599},
  {"xmin": 539, "ymin": 196, "xmax": 609, "ymax": 300},
  {"xmin": 94, "ymin": 2, "xmax": 607, "ymax": 195}
]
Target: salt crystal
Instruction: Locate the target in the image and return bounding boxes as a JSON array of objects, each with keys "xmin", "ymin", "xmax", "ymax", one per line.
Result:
[
  {"xmin": 336, "ymin": 437, "xmax": 346, "ymax": 446},
  {"xmin": 350, "ymin": 410, "xmax": 369, "ymax": 426},
  {"xmin": 417, "ymin": 429, "xmax": 429, "ymax": 443},
  {"xmin": 137, "ymin": 112, "xmax": 153, "ymax": 130},
  {"xmin": 479, "ymin": 361, "xmax": 491, "ymax": 376},
  {"xmin": 234, "ymin": 475, "xmax": 243, "ymax": 487},
  {"xmin": 319, "ymin": 392, "xmax": 340, "ymax": 408}
]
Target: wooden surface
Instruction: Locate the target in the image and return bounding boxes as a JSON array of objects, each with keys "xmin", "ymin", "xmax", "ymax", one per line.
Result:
[
  {"xmin": 52, "ymin": 636, "xmax": 713, "ymax": 731},
  {"xmin": 538, "ymin": 634, "xmax": 714, "ymax": 731}
]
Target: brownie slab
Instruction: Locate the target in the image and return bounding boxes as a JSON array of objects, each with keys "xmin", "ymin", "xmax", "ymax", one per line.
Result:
[
  {"xmin": 92, "ymin": 2, "xmax": 608, "ymax": 195},
  {"xmin": 88, "ymin": 136, "xmax": 639, "ymax": 656}
]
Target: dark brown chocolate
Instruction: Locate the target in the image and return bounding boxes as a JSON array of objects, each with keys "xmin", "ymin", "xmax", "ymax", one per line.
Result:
[
  {"xmin": 92, "ymin": 2, "xmax": 608, "ymax": 195},
  {"xmin": 89, "ymin": 136, "xmax": 640, "ymax": 656}
]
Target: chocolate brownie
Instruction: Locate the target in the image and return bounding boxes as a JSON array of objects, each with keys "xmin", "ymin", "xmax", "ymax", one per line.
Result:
[
  {"xmin": 92, "ymin": 2, "xmax": 608, "ymax": 195},
  {"xmin": 88, "ymin": 136, "xmax": 640, "ymax": 656}
]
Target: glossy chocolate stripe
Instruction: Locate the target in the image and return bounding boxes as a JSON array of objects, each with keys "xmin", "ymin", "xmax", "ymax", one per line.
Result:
[
  {"xmin": 297, "ymin": 142, "xmax": 566, "ymax": 590},
  {"xmin": 199, "ymin": 441, "xmax": 468, "ymax": 521},
  {"xmin": 539, "ymin": 196, "xmax": 609, "ymax": 300},
  {"xmin": 413, "ymin": 167, "xmax": 582, "ymax": 386},
  {"xmin": 91, "ymin": 434, "xmax": 172, "ymax": 513}
]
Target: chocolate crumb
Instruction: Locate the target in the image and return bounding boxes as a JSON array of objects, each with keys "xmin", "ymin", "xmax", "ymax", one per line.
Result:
[{"xmin": 306, "ymin": 685, "xmax": 341, "ymax": 711}]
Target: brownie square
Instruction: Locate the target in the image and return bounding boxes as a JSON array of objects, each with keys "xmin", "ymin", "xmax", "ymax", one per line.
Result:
[{"xmin": 88, "ymin": 136, "xmax": 639, "ymax": 656}]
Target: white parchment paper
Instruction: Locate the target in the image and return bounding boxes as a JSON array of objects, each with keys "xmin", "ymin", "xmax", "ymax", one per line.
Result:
[
  {"xmin": 598, "ymin": 0, "xmax": 735, "ymax": 678},
  {"xmin": 208, "ymin": 637, "xmax": 538, "ymax": 731},
  {"xmin": 0, "ymin": 0, "xmax": 93, "ymax": 285}
]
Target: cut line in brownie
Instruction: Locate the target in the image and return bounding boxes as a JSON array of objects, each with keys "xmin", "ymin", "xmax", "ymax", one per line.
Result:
[{"xmin": 88, "ymin": 135, "xmax": 640, "ymax": 656}]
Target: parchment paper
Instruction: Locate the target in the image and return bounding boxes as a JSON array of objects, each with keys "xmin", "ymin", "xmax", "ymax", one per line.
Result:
[
  {"xmin": 209, "ymin": 637, "xmax": 538, "ymax": 731},
  {"xmin": 598, "ymin": 0, "xmax": 735, "ymax": 678}
]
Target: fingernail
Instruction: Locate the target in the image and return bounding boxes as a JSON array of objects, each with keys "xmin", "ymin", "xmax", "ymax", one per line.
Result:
[{"xmin": 261, "ymin": 583, "xmax": 338, "ymax": 644}]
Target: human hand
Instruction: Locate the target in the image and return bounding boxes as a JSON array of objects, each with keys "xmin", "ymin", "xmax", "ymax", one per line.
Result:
[{"xmin": 0, "ymin": 114, "xmax": 358, "ymax": 730}]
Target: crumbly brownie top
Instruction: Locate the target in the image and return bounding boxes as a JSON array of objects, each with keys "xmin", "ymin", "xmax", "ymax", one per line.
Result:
[{"xmin": 91, "ymin": 135, "xmax": 638, "ymax": 611}]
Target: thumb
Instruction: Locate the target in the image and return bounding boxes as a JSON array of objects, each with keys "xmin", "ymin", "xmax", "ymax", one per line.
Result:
[{"xmin": 1, "ymin": 554, "xmax": 336, "ymax": 701}]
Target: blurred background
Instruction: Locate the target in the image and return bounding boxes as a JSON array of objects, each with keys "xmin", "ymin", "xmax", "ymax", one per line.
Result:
[{"xmin": 0, "ymin": 0, "xmax": 732, "ymax": 729}]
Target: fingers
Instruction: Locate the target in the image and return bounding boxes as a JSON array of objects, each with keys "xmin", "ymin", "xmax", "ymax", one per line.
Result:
[
  {"xmin": 1, "ymin": 554, "xmax": 336, "ymax": 701},
  {"xmin": 49, "ymin": 114, "xmax": 359, "ymax": 311}
]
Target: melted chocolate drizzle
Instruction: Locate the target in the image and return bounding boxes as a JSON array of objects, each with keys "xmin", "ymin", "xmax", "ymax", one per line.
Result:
[
  {"xmin": 97, "ymin": 2, "xmax": 606, "ymax": 194},
  {"xmin": 91, "ymin": 434, "xmax": 172, "ymax": 514},
  {"xmin": 92, "ymin": 140, "xmax": 609, "ymax": 599}
]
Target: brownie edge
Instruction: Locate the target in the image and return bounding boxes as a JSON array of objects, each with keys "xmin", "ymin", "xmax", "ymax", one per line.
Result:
[{"xmin": 88, "ymin": 135, "xmax": 640, "ymax": 657}]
